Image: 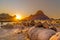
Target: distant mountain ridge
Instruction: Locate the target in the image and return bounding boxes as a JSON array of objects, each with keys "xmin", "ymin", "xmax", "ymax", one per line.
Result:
[{"xmin": 23, "ymin": 10, "xmax": 50, "ymax": 20}]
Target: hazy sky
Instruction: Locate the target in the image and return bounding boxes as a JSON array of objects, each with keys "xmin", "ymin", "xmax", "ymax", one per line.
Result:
[{"xmin": 0, "ymin": 0, "xmax": 60, "ymax": 18}]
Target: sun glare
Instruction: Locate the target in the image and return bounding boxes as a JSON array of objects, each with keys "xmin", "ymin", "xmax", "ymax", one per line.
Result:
[{"xmin": 16, "ymin": 15, "xmax": 22, "ymax": 20}]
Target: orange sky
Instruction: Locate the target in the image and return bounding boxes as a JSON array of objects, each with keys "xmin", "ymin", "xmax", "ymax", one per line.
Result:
[{"xmin": 0, "ymin": 0, "xmax": 60, "ymax": 19}]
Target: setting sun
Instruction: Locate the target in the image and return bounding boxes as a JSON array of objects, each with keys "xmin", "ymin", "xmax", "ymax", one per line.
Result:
[{"xmin": 16, "ymin": 15, "xmax": 22, "ymax": 20}]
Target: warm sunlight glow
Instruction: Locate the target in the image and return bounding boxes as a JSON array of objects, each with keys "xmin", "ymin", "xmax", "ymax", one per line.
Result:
[{"xmin": 16, "ymin": 15, "xmax": 22, "ymax": 20}]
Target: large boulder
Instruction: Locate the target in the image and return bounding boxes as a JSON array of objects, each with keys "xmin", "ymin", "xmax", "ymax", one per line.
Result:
[
  {"xmin": 49, "ymin": 32, "xmax": 60, "ymax": 40},
  {"xmin": 28, "ymin": 27, "xmax": 56, "ymax": 40}
]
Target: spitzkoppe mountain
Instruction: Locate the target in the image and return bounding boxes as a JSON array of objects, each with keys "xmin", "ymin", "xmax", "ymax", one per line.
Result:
[{"xmin": 24, "ymin": 10, "xmax": 50, "ymax": 20}]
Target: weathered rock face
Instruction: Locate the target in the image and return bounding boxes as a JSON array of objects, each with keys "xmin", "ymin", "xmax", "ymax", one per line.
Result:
[
  {"xmin": 37, "ymin": 29, "xmax": 56, "ymax": 40},
  {"xmin": 28, "ymin": 27, "xmax": 56, "ymax": 40},
  {"xmin": 49, "ymin": 32, "xmax": 60, "ymax": 40},
  {"xmin": 0, "ymin": 28, "xmax": 29, "ymax": 40}
]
